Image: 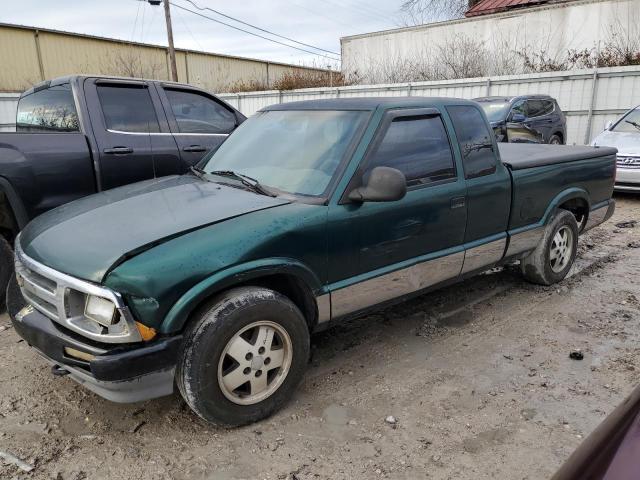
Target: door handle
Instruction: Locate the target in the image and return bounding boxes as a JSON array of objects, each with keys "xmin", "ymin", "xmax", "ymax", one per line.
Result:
[
  {"xmin": 182, "ymin": 145, "xmax": 207, "ymax": 153},
  {"xmin": 103, "ymin": 146, "xmax": 133, "ymax": 155},
  {"xmin": 450, "ymin": 196, "xmax": 465, "ymax": 209}
]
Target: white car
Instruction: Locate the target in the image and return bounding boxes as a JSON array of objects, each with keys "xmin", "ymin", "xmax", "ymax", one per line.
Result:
[{"xmin": 592, "ymin": 106, "xmax": 640, "ymax": 192}]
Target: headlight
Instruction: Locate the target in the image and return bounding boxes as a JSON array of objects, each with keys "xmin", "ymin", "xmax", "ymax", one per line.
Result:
[{"xmin": 84, "ymin": 295, "xmax": 117, "ymax": 326}]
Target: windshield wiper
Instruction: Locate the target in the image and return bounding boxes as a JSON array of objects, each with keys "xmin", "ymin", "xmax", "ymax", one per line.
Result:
[
  {"xmin": 625, "ymin": 120, "xmax": 640, "ymax": 131},
  {"xmin": 189, "ymin": 165, "xmax": 210, "ymax": 180},
  {"xmin": 209, "ymin": 170, "xmax": 276, "ymax": 197}
]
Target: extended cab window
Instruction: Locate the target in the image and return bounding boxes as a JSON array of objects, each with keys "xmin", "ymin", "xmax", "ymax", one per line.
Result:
[
  {"xmin": 366, "ymin": 115, "xmax": 456, "ymax": 186},
  {"xmin": 16, "ymin": 84, "xmax": 79, "ymax": 132},
  {"xmin": 96, "ymin": 85, "xmax": 160, "ymax": 133},
  {"xmin": 165, "ymin": 89, "xmax": 236, "ymax": 134},
  {"xmin": 447, "ymin": 105, "xmax": 497, "ymax": 179}
]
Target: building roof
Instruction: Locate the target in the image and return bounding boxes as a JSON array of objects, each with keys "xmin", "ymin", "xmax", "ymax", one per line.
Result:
[{"xmin": 465, "ymin": 0, "xmax": 567, "ymax": 17}]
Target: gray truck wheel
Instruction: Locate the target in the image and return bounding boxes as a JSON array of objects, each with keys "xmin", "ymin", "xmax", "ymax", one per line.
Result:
[
  {"xmin": 521, "ymin": 210, "xmax": 578, "ymax": 286},
  {"xmin": 176, "ymin": 287, "xmax": 310, "ymax": 426},
  {"xmin": 0, "ymin": 237, "xmax": 13, "ymax": 312}
]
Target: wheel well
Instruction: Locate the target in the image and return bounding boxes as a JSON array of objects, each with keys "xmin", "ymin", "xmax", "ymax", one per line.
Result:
[
  {"xmin": 552, "ymin": 131, "xmax": 564, "ymax": 143},
  {"xmin": 185, "ymin": 273, "xmax": 318, "ymax": 333},
  {"xmin": 558, "ymin": 198, "xmax": 588, "ymax": 229},
  {"xmin": 0, "ymin": 191, "xmax": 18, "ymax": 244}
]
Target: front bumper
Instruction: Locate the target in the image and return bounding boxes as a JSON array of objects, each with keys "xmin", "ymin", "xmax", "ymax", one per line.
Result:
[
  {"xmin": 615, "ymin": 167, "xmax": 640, "ymax": 192},
  {"xmin": 12, "ymin": 306, "xmax": 181, "ymax": 403}
]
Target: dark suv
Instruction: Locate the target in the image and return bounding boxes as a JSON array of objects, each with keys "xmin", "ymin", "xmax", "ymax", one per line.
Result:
[{"xmin": 474, "ymin": 95, "xmax": 566, "ymax": 144}]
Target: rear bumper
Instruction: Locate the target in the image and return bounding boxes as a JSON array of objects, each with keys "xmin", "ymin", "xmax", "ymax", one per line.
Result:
[
  {"xmin": 11, "ymin": 306, "xmax": 180, "ymax": 403},
  {"xmin": 584, "ymin": 200, "xmax": 615, "ymax": 232}
]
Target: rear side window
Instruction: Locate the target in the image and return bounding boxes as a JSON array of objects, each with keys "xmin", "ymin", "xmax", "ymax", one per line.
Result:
[
  {"xmin": 366, "ymin": 115, "xmax": 456, "ymax": 186},
  {"xmin": 527, "ymin": 100, "xmax": 546, "ymax": 118},
  {"xmin": 96, "ymin": 85, "xmax": 160, "ymax": 133},
  {"xmin": 165, "ymin": 89, "xmax": 236, "ymax": 134},
  {"xmin": 542, "ymin": 100, "xmax": 555, "ymax": 115},
  {"xmin": 16, "ymin": 84, "xmax": 79, "ymax": 132},
  {"xmin": 447, "ymin": 105, "xmax": 497, "ymax": 179}
]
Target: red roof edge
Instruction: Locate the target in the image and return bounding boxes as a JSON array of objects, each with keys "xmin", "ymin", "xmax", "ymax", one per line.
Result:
[{"xmin": 465, "ymin": 0, "xmax": 553, "ymax": 18}]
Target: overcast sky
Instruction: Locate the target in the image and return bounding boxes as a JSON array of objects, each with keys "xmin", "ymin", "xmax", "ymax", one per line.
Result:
[{"xmin": 1, "ymin": 0, "xmax": 404, "ymax": 68}]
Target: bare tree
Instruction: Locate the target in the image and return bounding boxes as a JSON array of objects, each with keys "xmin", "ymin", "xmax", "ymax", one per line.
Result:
[{"xmin": 397, "ymin": 0, "xmax": 469, "ymax": 25}]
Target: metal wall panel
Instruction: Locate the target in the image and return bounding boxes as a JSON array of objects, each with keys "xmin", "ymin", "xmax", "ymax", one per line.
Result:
[
  {"xmin": 0, "ymin": 24, "xmax": 328, "ymax": 94},
  {"xmin": 0, "ymin": 93, "xmax": 19, "ymax": 131},
  {"xmin": 219, "ymin": 65, "xmax": 640, "ymax": 144}
]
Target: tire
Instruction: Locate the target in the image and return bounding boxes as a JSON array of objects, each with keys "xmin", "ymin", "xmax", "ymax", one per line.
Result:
[
  {"xmin": 176, "ymin": 287, "xmax": 310, "ymax": 427},
  {"xmin": 521, "ymin": 210, "xmax": 578, "ymax": 286},
  {"xmin": 6, "ymin": 273, "xmax": 26, "ymax": 321},
  {"xmin": 549, "ymin": 134, "xmax": 563, "ymax": 145},
  {"xmin": 0, "ymin": 236, "xmax": 14, "ymax": 312}
]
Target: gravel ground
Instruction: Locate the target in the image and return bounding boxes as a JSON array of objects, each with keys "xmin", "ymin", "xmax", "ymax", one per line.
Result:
[{"xmin": 1, "ymin": 194, "xmax": 639, "ymax": 480}]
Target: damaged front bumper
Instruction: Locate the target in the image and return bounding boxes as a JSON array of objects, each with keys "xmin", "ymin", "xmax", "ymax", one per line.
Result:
[{"xmin": 12, "ymin": 306, "xmax": 180, "ymax": 403}]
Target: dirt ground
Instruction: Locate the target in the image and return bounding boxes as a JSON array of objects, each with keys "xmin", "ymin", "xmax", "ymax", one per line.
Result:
[{"xmin": 1, "ymin": 194, "xmax": 639, "ymax": 480}]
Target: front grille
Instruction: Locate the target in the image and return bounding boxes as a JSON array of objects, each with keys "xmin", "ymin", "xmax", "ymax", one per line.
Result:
[
  {"xmin": 14, "ymin": 241, "xmax": 142, "ymax": 344},
  {"xmin": 617, "ymin": 156, "xmax": 640, "ymax": 169}
]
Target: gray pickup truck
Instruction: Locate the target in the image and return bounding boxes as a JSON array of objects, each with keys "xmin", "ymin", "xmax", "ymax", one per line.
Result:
[
  {"xmin": 0, "ymin": 75, "xmax": 245, "ymax": 310},
  {"xmin": 12, "ymin": 97, "xmax": 616, "ymax": 426}
]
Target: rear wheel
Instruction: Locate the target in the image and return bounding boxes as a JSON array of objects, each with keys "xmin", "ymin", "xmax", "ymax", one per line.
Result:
[
  {"xmin": 0, "ymin": 237, "xmax": 13, "ymax": 312},
  {"xmin": 176, "ymin": 287, "xmax": 310, "ymax": 426},
  {"xmin": 521, "ymin": 210, "xmax": 578, "ymax": 285},
  {"xmin": 549, "ymin": 134, "xmax": 563, "ymax": 145}
]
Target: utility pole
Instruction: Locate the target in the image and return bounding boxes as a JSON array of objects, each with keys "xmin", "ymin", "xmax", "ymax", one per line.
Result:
[{"xmin": 149, "ymin": 0, "xmax": 178, "ymax": 81}]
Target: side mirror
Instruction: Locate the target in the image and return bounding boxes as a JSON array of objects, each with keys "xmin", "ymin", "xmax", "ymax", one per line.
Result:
[
  {"xmin": 348, "ymin": 166, "xmax": 407, "ymax": 203},
  {"xmin": 510, "ymin": 112, "xmax": 526, "ymax": 123},
  {"xmin": 605, "ymin": 120, "xmax": 614, "ymax": 131}
]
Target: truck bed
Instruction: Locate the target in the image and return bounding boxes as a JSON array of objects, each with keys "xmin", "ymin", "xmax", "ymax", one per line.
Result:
[{"xmin": 499, "ymin": 143, "xmax": 618, "ymax": 170}]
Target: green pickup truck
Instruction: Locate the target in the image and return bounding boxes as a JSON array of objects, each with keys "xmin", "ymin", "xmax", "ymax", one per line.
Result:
[{"xmin": 11, "ymin": 98, "xmax": 616, "ymax": 426}]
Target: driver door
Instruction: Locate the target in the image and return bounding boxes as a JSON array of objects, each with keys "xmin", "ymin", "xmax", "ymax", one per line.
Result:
[{"xmin": 328, "ymin": 108, "xmax": 467, "ymax": 318}]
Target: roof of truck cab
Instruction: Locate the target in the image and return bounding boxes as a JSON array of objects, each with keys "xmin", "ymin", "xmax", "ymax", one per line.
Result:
[
  {"xmin": 21, "ymin": 74, "xmax": 199, "ymax": 97},
  {"xmin": 263, "ymin": 97, "xmax": 479, "ymax": 111}
]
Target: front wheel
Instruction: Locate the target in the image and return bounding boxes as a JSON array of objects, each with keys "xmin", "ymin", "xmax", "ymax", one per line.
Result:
[
  {"xmin": 176, "ymin": 287, "xmax": 310, "ymax": 426},
  {"xmin": 521, "ymin": 210, "xmax": 578, "ymax": 285}
]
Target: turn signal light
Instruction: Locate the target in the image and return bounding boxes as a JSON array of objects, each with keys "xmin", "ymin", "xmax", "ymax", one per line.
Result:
[{"xmin": 135, "ymin": 322, "xmax": 157, "ymax": 341}]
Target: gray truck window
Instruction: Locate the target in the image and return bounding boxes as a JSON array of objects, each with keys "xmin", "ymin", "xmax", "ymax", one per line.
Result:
[
  {"xmin": 447, "ymin": 105, "xmax": 497, "ymax": 179},
  {"xmin": 165, "ymin": 89, "xmax": 236, "ymax": 134},
  {"xmin": 16, "ymin": 84, "xmax": 79, "ymax": 133},
  {"xmin": 96, "ymin": 85, "xmax": 160, "ymax": 133},
  {"xmin": 367, "ymin": 115, "xmax": 456, "ymax": 186}
]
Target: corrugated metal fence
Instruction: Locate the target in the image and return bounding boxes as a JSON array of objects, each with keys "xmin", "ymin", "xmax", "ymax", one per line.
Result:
[
  {"xmin": 219, "ymin": 66, "xmax": 640, "ymax": 145},
  {"xmin": 2, "ymin": 66, "xmax": 639, "ymax": 143}
]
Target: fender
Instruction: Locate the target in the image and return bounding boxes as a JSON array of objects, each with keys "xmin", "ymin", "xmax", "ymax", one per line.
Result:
[
  {"xmin": 160, "ymin": 257, "xmax": 325, "ymax": 334},
  {"xmin": 540, "ymin": 187, "xmax": 590, "ymax": 226},
  {"xmin": 0, "ymin": 176, "xmax": 29, "ymax": 231}
]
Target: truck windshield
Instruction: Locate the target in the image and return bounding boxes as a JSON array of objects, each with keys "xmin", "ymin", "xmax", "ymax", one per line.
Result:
[
  {"xmin": 201, "ymin": 110, "xmax": 368, "ymax": 197},
  {"xmin": 475, "ymin": 99, "xmax": 511, "ymax": 123},
  {"xmin": 612, "ymin": 108, "xmax": 640, "ymax": 133}
]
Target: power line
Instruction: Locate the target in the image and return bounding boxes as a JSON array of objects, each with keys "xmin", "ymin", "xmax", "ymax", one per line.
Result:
[
  {"xmin": 169, "ymin": 2, "xmax": 340, "ymax": 61},
  {"xmin": 179, "ymin": 0, "xmax": 340, "ymax": 56}
]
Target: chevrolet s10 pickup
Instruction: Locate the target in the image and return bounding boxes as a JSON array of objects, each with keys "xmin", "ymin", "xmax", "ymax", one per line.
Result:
[{"xmin": 11, "ymin": 98, "xmax": 616, "ymax": 426}]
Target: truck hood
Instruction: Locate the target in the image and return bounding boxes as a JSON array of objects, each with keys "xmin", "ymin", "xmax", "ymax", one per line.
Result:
[
  {"xmin": 592, "ymin": 130, "xmax": 640, "ymax": 156},
  {"xmin": 19, "ymin": 175, "xmax": 290, "ymax": 282}
]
